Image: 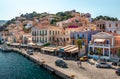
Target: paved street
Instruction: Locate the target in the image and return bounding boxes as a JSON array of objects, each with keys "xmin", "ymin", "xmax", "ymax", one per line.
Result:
[{"xmin": 32, "ymin": 51, "xmax": 120, "ymax": 79}]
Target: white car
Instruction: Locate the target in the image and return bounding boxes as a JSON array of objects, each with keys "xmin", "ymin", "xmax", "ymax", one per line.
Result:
[
  {"xmin": 96, "ymin": 62, "xmax": 111, "ymax": 68},
  {"xmin": 27, "ymin": 49, "xmax": 33, "ymax": 55}
]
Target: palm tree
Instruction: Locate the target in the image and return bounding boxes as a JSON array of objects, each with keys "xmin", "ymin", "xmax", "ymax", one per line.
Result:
[
  {"xmin": 97, "ymin": 48, "xmax": 102, "ymax": 59},
  {"xmin": 76, "ymin": 39, "xmax": 83, "ymax": 58}
]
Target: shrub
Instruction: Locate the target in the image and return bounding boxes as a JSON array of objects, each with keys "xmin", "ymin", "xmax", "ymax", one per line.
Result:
[
  {"xmin": 43, "ymin": 43, "xmax": 50, "ymax": 46},
  {"xmin": 89, "ymin": 51, "xmax": 94, "ymax": 55}
]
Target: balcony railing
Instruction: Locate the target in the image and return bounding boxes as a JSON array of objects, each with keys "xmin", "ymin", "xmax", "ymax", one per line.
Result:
[{"xmin": 89, "ymin": 43, "xmax": 112, "ymax": 47}]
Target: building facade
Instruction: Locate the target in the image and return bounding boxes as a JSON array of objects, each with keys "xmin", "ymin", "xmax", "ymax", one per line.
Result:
[
  {"xmin": 96, "ymin": 20, "xmax": 120, "ymax": 34},
  {"xmin": 88, "ymin": 32, "xmax": 120, "ymax": 57},
  {"xmin": 31, "ymin": 25, "xmax": 62, "ymax": 44}
]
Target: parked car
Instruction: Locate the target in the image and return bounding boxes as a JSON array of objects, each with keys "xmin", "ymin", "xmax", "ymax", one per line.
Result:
[
  {"xmin": 116, "ymin": 68, "xmax": 120, "ymax": 76},
  {"xmin": 27, "ymin": 49, "xmax": 33, "ymax": 55},
  {"xmin": 80, "ymin": 56, "xmax": 88, "ymax": 61},
  {"xmin": 96, "ymin": 62, "xmax": 111, "ymax": 68},
  {"xmin": 55, "ymin": 59, "xmax": 68, "ymax": 68},
  {"xmin": 112, "ymin": 60, "xmax": 120, "ymax": 66}
]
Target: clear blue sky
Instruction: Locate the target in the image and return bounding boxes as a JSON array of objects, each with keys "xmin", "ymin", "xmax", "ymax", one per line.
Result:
[{"xmin": 1, "ymin": 0, "xmax": 120, "ymax": 20}]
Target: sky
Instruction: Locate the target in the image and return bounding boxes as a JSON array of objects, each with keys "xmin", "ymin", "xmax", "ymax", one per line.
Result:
[{"xmin": 0, "ymin": 0, "xmax": 120, "ymax": 20}]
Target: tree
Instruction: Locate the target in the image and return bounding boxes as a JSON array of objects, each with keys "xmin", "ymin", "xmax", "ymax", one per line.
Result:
[
  {"xmin": 96, "ymin": 48, "xmax": 102, "ymax": 59},
  {"xmin": 76, "ymin": 39, "xmax": 83, "ymax": 58},
  {"xmin": 117, "ymin": 49, "xmax": 120, "ymax": 58}
]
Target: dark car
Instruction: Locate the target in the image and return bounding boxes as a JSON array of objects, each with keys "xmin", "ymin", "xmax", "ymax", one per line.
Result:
[
  {"xmin": 55, "ymin": 59, "xmax": 68, "ymax": 68},
  {"xmin": 116, "ymin": 68, "xmax": 120, "ymax": 76},
  {"xmin": 96, "ymin": 62, "xmax": 111, "ymax": 68},
  {"xmin": 112, "ymin": 60, "xmax": 120, "ymax": 66}
]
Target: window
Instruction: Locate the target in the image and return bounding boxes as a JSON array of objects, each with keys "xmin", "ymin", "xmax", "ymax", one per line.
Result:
[
  {"xmin": 103, "ymin": 24, "xmax": 105, "ymax": 29},
  {"xmin": 116, "ymin": 23, "xmax": 118, "ymax": 27},
  {"xmin": 53, "ymin": 37, "xmax": 54, "ymax": 41},
  {"xmin": 97, "ymin": 24, "xmax": 99, "ymax": 27},
  {"xmin": 37, "ymin": 31, "xmax": 38, "ymax": 35},
  {"xmin": 45, "ymin": 30, "xmax": 47, "ymax": 35},
  {"xmin": 40, "ymin": 31, "xmax": 41, "ymax": 35},
  {"xmin": 109, "ymin": 24, "xmax": 111, "ymax": 27},
  {"xmin": 45, "ymin": 37, "xmax": 47, "ymax": 42},
  {"xmin": 49, "ymin": 30, "xmax": 51, "ymax": 35},
  {"xmin": 58, "ymin": 31, "xmax": 59, "ymax": 34},
  {"xmin": 67, "ymin": 38, "xmax": 69, "ymax": 41},
  {"xmin": 42, "ymin": 30, "xmax": 44, "ymax": 35},
  {"xmin": 32, "ymin": 31, "xmax": 34, "ymax": 35},
  {"xmin": 40, "ymin": 37, "xmax": 41, "ymax": 42},
  {"xmin": 55, "ymin": 31, "xmax": 57, "ymax": 35},
  {"xmin": 100, "ymin": 24, "xmax": 102, "ymax": 29},
  {"xmin": 53, "ymin": 31, "xmax": 54, "ymax": 35},
  {"xmin": 49, "ymin": 37, "xmax": 51, "ymax": 41}
]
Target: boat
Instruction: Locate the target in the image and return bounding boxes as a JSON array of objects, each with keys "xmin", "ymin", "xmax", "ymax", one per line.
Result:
[{"xmin": 0, "ymin": 45, "xmax": 12, "ymax": 52}]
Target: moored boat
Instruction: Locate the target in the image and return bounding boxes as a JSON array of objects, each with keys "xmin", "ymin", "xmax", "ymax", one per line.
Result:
[{"xmin": 0, "ymin": 45, "xmax": 12, "ymax": 52}]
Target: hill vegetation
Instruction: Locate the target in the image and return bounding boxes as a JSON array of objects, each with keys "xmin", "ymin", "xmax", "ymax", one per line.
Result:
[{"xmin": 93, "ymin": 15, "xmax": 118, "ymax": 21}]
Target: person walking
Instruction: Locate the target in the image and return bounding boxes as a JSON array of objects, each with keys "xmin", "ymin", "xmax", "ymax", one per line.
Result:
[
  {"xmin": 77, "ymin": 60, "xmax": 82, "ymax": 68},
  {"xmin": 79, "ymin": 60, "xmax": 82, "ymax": 68},
  {"xmin": 77, "ymin": 61, "xmax": 80, "ymax": 67}
]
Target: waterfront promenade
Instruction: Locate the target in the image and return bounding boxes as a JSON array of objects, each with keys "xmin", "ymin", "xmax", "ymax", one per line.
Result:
[{"xmin": 12, "ymin": 48, "xmax": 120, "ymax": 79}]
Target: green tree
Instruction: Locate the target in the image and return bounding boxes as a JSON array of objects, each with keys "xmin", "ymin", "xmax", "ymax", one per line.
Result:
[
  {"xmin": 76, "ymin": 39, "xmax": 83, "ymax": 58},
  {"xmin": 117, "ymin": 49, "xmax": 120, "ymax": 58},
  {"xmin": 97, "ymin": 48, "xmax": 102, "ymax": 59}
]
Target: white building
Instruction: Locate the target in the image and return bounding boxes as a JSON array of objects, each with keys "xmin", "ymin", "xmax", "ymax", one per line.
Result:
[
  {"xmin": 105, "ymin": 21, "xmax": 120, "ymax": 34},
  {"xmin": 31, "ymin": 25, "xmax": 62, "ymax": 44},
  {"xmin": 96, "ymin": 20, "xmax": 120, "ymax": 34}
]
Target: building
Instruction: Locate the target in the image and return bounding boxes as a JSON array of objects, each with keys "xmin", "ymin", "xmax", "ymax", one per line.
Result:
[
  {"xmin": 96, "ymin": 20, "xmax": 120, "ymax": 34},
  {"xmin": 31, "ymin": 25, "xmax": 62, "ymax": 44},
  {"xmin": 105, "ymin": 21, "xmax": 120, "ymax": 33},
  {"xmin": 95, "ymin": 20, "xmax": 106, "ymax": 32},
  {"xmin": 70, "ymin": 30, "xmax": 98, "ymax": 53},
  {"xmin": 88, "ymin": 32, "xmax": 120, "ymax": 57}
]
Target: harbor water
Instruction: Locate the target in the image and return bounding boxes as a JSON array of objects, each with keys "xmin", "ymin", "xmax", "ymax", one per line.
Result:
[{"xmin": 0, "ymin": 51, "xmax": 60, "ymax": 79}]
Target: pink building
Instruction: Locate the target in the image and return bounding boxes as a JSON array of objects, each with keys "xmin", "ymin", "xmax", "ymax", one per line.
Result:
[{"xmin": 88, "ymin": 32, "xmax": 120, "ymax": 57}]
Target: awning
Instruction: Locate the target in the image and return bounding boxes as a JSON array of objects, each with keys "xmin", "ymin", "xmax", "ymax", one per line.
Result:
[
  {"xmin": 66, "ymin": 48, "xmax": 78, "ymax": 53},
  {"xmin": 11, "ymin": 43, "xmax": 20, "ymax": 46},
  {"xmin": 28, "ymin": 42, "xmax": 35, "ymax": 45},
  {"xmin": 94, "ymin": 39, "xmax": 106, "ymax": 42}
]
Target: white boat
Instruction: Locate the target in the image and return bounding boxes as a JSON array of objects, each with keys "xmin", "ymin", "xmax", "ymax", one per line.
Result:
[{"xmin": 0, "ymin": 45, "xmax": 12, "ymax": 52}]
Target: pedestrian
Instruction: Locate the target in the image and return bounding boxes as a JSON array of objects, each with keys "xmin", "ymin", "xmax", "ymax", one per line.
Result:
[
  {"xmin": 77, "ymin": 61, "xmax": 80, "ymax": 67},
  {"xmin": 79, "ymin": 60, "xmax": 82, "ymax": 68}
]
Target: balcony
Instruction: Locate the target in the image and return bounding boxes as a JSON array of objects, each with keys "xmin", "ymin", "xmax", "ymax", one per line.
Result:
[{"xmin": 89, "ymin": 43, "xmax": 113, "ymax": 48}]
